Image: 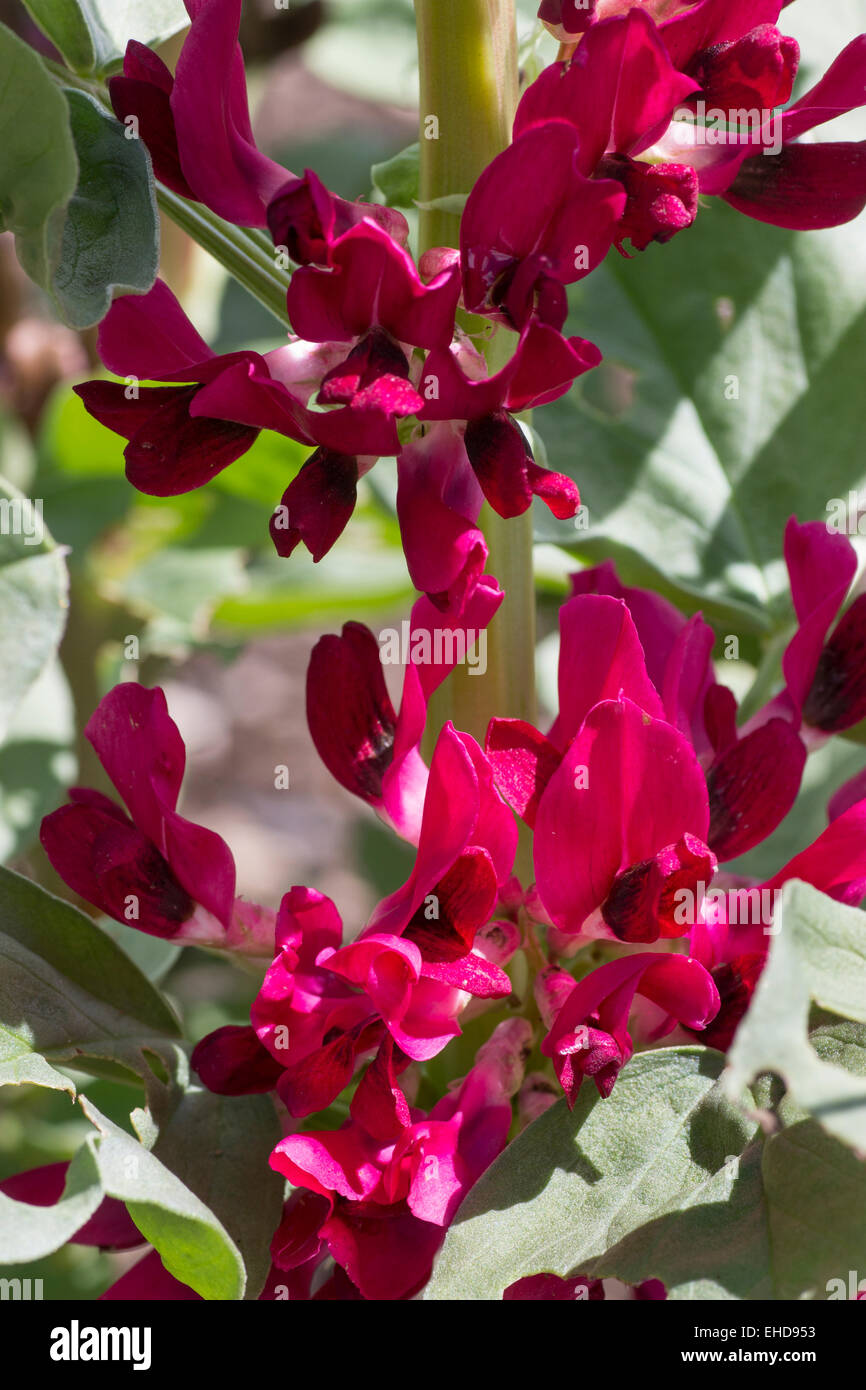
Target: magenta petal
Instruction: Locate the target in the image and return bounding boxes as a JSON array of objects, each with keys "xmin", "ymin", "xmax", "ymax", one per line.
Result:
[
  {"xmin": 396, "ymin": 426, "xmax": 487, "ymax": 613},
  {"xmin": 766, "ymin": 800, "xmax": 866, "ymax": 905},
  {"xmin": 170, "ymin": 0, "xmax": 288, "ymax": 225},
  {"xmin": 601, "ymin": 154, "xmax": 698, "ymax": 251},
  {"xmin": 637, "ymin": 953, "xmax": 721, "ymax": 1031},
  {"xmin": 368, "ymin": 724, "xmax": 480, "ymax": 938},
  {"xmin": 456, "ymin": 732, "xmax": 518, "ymax": 883},
  {"xmin": 350, "ymin": 1037, "xmax": 412, "ymax": 1143},
  {"xmin": 95, "ymin": 278, "xmax": 215, "ymax": 379},
  {"xmin": 403, "ymin": 847, "xmax": 499, "ymax": 962},
  {"xmin": 534, "ymin": 698, "xmax": 710, "ymax": 936},
  {"xmin": 778, "ymin": 35, "xmax": 866, "ymax": 144},
  {"xmin": 706, "ymin": 720, "xmax": 806, "ymax": 860},
  {"xmin": 504, "ymin": 1272, "xmax": 604, "ymax": 1300},
  {"xmin": 40, "ymin": 803, "xmax": 195, "ymax": 938},
  {"xmin": 601, "ymin": 833, "xmax": 716, "ymax": 944},
  {"xmin": 421, "ymin": 952, "xmax": 511, "ymax": 998},
  {"xmin": 515, "ymin": 10, "xmax": 699, "ymax": 168},
  {"xmin": 548, "ymin": 594, "xmax": 665, "ymax": 748},
  {"xmin": 803, "ymin": 593, "xmax": 866, "ymax": 733},
  {"xmin": 485, "ymin": 718, "xmax": 562, "ymax": 828},
  {"xmin": 460, "ymin": 121, "xmax": 625, "ymax": 322},
  {"xmin": 101, "ymin": 1249, "xmax": 201, "ymax": 1301},
  {"xmin": 420, "ymin": 323, "xmax": 600, "ymax": 423},
  {"xmin": 306, "ymin": 622, "xmax": 397, "ymax": 808},
  {"xmin": 465, "ymin": 410, "xmax": 580, "ymax": 520},
  {"xmin": 191, "ymin": 1024, "xmax": 284, "ymax": 1095},
  {"xmin": 782, "ymin": 517, "xmax": 857, "ymax": 714},
  {"xmin": 267, "ymin": 167, "xmax": 409, "ymax": 267},
  {"xmin": 123, "ymin": 384, "xmax": 260, "ymax": 496},
  {"xmin": 109, "ymin": 42, "xmax": 193, "ymax": 199},
  {"xmin": 408, "ymin": 579, "xmax": 504, "ymax": 705},
  {"xmin": 75, "ymin": 381, "xmax": 194, "ymax": 444},
  {"xmin": 287, "ymin": 220, "xmax": 460, "ymax": 348},
  {"xmin": 85, "ymin": 684, "xmax": 183, "ymax": 841},
  {"xmin": 322, "ymin": 1201, "xmax": 444, "ymax": 1301},
  {"xmin": 277, "ymin": 1019, "xmax": 383, "ymax": 1120},
  {"xmin": 829, "ymin": 767, "xmax": 866, "ymax": 823},
  {"xmin": 270, "ymin": 449, "xmax": 358, "ymax": 561},
  {"xmin": 725, "ymin": 141, "xmax": 866, "ymax": 230}
]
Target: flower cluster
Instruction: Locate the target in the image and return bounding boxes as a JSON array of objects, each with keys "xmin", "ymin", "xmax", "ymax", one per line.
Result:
[
  {"xmin": 39, "ymin": 512, "xmax": 866, "ymax": 1297},
  {"xmin": 73, "ymin": 0, "xmax": 866, "ymax": 629},
  {"xmin": 28, "ymin": 0, "xmax": 866, "ymax": 1301}
]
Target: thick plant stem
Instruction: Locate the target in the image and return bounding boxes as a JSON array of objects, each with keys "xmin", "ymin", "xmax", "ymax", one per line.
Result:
[
  {"xmin": 415, "ymin": 1, "xmax": 536, "ymax": 750},
  {"xmin": 414, "ymin": 1, "xmax": 519, "ymax": 252}
]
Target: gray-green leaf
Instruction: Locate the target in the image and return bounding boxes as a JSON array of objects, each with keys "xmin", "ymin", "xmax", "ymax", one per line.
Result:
[
  {"xmin": 723, "ymin": 879, "xmax": 866, "ymax": 1150},
  {"xmin": 423, "ymin": 1047, "xmax": 753, "ymax": 1300}
]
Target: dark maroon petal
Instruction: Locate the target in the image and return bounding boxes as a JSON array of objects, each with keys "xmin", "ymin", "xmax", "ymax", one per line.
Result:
[
  {"xmin": 109, "ymin": 63, "xmax": 193, "ymax": 198},
  {"xmin": 465, "ymin": 410, "xmax": 579, "ymax": 520},
  {"xmin": 686, "ymin": 953, "xmax": 765, "ymax": 1052},
  {"xmin": 725, "ymin": 141, "xmax": 866, "ymax": 231},
  {"xmin": 268, "ymin": 169, "xmax": 409, "ymax": 266},
  {"xmin": 514, "ymin": 11, "xmax": 698, "ymax": 168},
  {"xmin": 74, "ymin": 382, "xmax": 196, "ymax": 443},
  {"xmin": 686, "ymin": 24, "xmax": 799, "ymax": 112},
  {"xmin": 40, "ymin": 804, "xmax": 193, "ymax": 938},
  {"xmin": 599, "ymin": 154, "xmax": 698, "ymax": 252},
  {"xmin": 0, "ymin": 1163, "xmax": 142, "ymax": 1250},
  {"xmin": 504, "ymin": 1272, "xmax": 605, "ymax": 1300},
  {"xmin": 485, "ymin": 718, "xmax": 562, "ymax": 828},
  {"xmin": 160, "ymin": 810, "xmax": 236, "ymax": 930},
  {"xmin": 84, "ymin": 683, "xmax": 184, "ymax": 839},
  {"xmin": 317, "ymin": 330, "xmax": 422, "ymax": 415},
  {"xmin": 270, "ymin": 449, "xmax": 359, "ymax": 561},
  {"xmin": 101, "ymin": 1249, "xmax": 201, "ymax": 1301},
  {"xmin": 192, "ymin": 1024, "xmax": 285, "ymax": 1095},
  {"xmin": 601, "ymin": 833, "xmax": 716, "ymax": 943},
  {"xmin": 270, "ymin": 1188, "xmax": 331, "ymax": 1271},
  {"xmin": 322, "ymin": 1198, "xmax": 445, "ymax": 1301},
  {"xmin": 704, "ymin": 682, "xmax": 739, "ymax": 755},
  {"xmin": 803, "ymin": 593, "xmax": 866, "ymax": 732},
  {"xmin": 403, "ymin": 847, "xmax": 498, "ymax": 962},
  {"xmin": 122, "ymin": 384, "xmax": 260, "ymax": 496},
  {"xmin": 277, "ymin": 1018, "xmax": 383, "ymax": 1119},
  {"xmin": 349, "ymin": 1037, "xmax": 411, "ymax": 1143},
  {"xmin": 306, "ymin": 622, "xmax": 397, "ymax": 805},
  {"xmin": 706, "ymin": 719, "xmax": 807, "ymax": 860}
]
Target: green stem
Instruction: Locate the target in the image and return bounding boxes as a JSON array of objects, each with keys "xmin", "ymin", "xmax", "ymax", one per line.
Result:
[
  {"xmin": 414, "ymin": 0, "xmax": 519, "ymax": 252},
  {"xmin": 415, "ymin": 1, "xmax": 536, "ymax": 753},
  {"xmin": 155, "ymin": 186, "xmax": 290, "ymax": 327}
]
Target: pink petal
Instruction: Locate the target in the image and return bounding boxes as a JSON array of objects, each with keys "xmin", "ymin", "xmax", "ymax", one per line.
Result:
[{"xmin": 548, "ymin": 594, "xmax": 664, "ymax": 748}]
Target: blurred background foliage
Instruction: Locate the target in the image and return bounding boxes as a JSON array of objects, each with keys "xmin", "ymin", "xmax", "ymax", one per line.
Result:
[{"xmin": 0, "ymin": 0, "xmax": 865, "ymax": 1296}]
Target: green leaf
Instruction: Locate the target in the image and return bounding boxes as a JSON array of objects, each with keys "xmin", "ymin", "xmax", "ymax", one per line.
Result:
[
  {"xmin": 80, "ymin": 1098, "xmax": 245, "ymax": 1300},
  {"xmin": 140, "ymin": 1084, "xmax": 285, "ymax": 1300},
  {"xmin": 592, "ymin": 1116, "xmax": 866, "ymax": 1300},
  {"xmin": 0, "ymin": 866, "xmax": 182, "ymax": 1083},
  {"xmin": 539, "ymin": 203, "xmax": 866, "ymax": 629},
  {"xmin": 50, "ymin": 91, "xmax": 160, "ymax": 329},
  {"xmin": 0, "ymin": 476, "xmax": 69, "ymax": 743},
  {"xmin": 423, "ymin": 1048, "xmax": 753, "ymax": 1300},
  {"xmin": 724, "ymin": 880, "xmax": 866, "ymax": 1149},
  {"xmin": 0, "ymin": 1143, "xmax": 103, "ymax": 1264},
  {"xmin": 371, "ymin": 143, "xmax": 419, "ymax": 208},
  {"xmin": 21, "ymin": 0, "xmax": 190, "ymax": 76},
  {"xmin": 0, "ymin": 23, "xmax": 78, "ymax": 309},
  {"xmin": 0, "ymin": 657, "xmax": 77, "ymax": 863}
]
